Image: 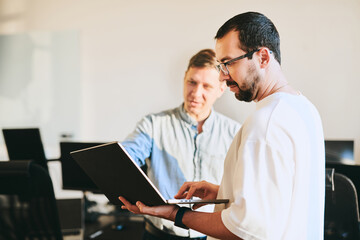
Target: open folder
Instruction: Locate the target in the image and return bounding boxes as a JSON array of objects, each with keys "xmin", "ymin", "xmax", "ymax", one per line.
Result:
[{"xmin": 70, "ymin": 142, "xmax": 228, "ymax": 206}]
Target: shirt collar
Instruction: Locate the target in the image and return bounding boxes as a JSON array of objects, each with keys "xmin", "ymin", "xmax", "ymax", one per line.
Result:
[{"xmin": 178, "ymin": 103, "xmax": 215, "ymax": 132}]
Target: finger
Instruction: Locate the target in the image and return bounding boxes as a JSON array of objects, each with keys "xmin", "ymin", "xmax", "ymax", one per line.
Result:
[
  {"xmin": 192, "ymin": 203, "xmax": 206, "ymax": 210},
  {"xmin": 119, "ymin": 196, "xmax": 136, "ymax": 206},
  {"xmin": 136, "ymin": 201, "xmax": 145, "ymax": 212},
  {"xmin": 186, "ymin": 184, "xmax": 199, "ymax": 199},
  {"xmin": 174, "ymin": 192, "xmax": 188, "ymax": 199},
  {"xmin": 174, "ymin": 182, "xmax": 191, "ymax": 198},
  {"xmin": 135, "ymin": 201, "xmax": 164, "ymax": 216},
  {"xmin": 119, "ymin": 196, "xmax": 140, "ymax": 213},
  {"xmin": 119, "ymin": 196, "xmax": 130, "ymax": 205},
  {"xmin": 136, "ymin": 201, "xmax": 156, "ymax": 215}
]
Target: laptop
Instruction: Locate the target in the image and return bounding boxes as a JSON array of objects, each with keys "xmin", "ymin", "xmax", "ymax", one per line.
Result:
[{"xmin": 70, "ymin": 142, "xmax": 229, "ymax": 206}]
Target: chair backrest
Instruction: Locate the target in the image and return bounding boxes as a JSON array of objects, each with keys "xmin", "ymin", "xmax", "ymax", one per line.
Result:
[
  {"xmin": 325, "ymin": 168, "xmax": 360, "ymax": 240},
  {"xmin": 325, "ymin": 162, "xmax": 360, "ymax": 215},
  {"xmin": 0, "ymin": 161, "xmax": 62, "ymax": 240}
]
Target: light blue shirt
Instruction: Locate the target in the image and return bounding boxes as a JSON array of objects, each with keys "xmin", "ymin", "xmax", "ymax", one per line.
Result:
[{"xmin": 122, "ymin": 104, "xmax": 240, "ymax": 237}]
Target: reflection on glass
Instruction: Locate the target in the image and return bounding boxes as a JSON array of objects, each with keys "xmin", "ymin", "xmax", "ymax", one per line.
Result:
[{"xmin": 325, "ymin": 140, "xmax": 354, "ymax": 164}]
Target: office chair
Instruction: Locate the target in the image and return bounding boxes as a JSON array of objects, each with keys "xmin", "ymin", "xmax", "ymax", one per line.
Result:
[
  {"xmin": 324, "ymin": 168, "xmax": 360, "ymax": 240},
  {"xmin": 0, "ymin": 160, "xmax": 62, "ymax": 240}
]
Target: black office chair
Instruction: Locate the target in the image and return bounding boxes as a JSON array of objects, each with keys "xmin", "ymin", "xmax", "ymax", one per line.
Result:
[
  {"xmin": 0, "ymin": 160, "xmax": 62, "ymax": 240},
  {"xmin": 324, "ymin": 168, "xmax": 360, "ymax": 240}
]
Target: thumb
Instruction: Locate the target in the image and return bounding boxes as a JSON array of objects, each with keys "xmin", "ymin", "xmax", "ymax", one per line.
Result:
[
  {"xmin": 192, "ymin": 203, "xmax": 205, "ymax": 210},
  {"xmin": 136, "ymin": 201, "xmax": 145, "ymax": 211}
]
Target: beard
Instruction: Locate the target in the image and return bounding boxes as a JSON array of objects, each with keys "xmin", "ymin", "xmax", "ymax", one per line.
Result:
[{"xmin": 227, "ymin": 64, "xmax": 260, "ymax": 102}]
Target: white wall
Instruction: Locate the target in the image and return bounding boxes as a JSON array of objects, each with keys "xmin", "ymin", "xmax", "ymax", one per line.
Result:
[{"xmin": 0, "ymin": 0, "xmax": 359, "ymax": 162}]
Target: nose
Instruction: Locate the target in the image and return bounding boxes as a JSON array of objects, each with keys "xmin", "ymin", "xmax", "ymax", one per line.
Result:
[
  {"xmin": 192, "ymin": 84, "xmax": 203, "ymax": 97},
  {"xmin": 219, "ymin": 70, "xmax": 230, "ymax": 82}
]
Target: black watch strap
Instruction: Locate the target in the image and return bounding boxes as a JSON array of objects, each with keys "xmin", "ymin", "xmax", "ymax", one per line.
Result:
[{"xmin": 174, "ymin": 207, "xmax": 190, "ymax": 229}]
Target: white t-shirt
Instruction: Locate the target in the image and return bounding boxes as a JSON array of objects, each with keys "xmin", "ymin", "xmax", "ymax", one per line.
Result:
[{"xmin": 209, "ymin": 93, "xmax": 325, "ymax": 240}]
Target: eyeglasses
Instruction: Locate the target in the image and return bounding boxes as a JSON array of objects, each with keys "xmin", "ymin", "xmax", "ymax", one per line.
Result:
[{"xmin": 215, "ymin": 49, "xmax": 260, "ymax": 75}]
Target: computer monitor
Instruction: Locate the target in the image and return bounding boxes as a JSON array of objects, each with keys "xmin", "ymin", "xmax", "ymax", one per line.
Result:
[
  {"xmin": 2, "ymin": 128, "xmax": 48, "ymax": 171},
  {"xmin": 60, "ymin": 142, "xmax": 104, "ymax": 192},
  {"xmin": 325, "ymin": 140, "xmax": 354, "ymax": 164}
]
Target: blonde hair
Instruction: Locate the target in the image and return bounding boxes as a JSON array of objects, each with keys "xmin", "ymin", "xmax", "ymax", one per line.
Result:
[{"xmin": 186, "ymin": 49, "xmax": 216, "ymax": 71}]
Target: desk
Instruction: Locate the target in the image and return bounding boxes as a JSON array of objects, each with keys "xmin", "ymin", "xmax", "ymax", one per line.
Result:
[{"xmin": 85, "ymin": 212, "xmax": 145, "ymax": 240}]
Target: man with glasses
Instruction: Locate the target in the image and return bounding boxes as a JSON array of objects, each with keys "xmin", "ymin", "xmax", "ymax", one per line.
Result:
[
  {"xmin": 121, "ymin": 49, "xmax": 241, "ymax": 240},
  {"xmin": 120, "ymin": 12, "xmax": 325, "ymax": 240}
]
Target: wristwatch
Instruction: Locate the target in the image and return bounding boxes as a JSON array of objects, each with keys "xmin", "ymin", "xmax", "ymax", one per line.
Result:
[{"xmin": 174, "ymin": 207, "xmax": 191, "ymax": 229}]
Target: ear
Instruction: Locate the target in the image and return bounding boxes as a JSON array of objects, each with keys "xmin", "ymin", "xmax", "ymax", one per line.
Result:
[
  {"xmin": 184, "ymin": 70, "xmax": 188, "ymax": 81},
  {"xmin": 217, "ymin": 80, "xmax": 226, "ymax": 98},
  {"xmin": 258, "ymin": 48, "xmax": 272, "ymax": 69}
]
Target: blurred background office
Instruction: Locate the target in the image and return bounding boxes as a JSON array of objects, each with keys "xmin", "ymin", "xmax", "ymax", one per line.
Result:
[
  {"xmin": 0, "ymin": 1, "xmax": 359, "ymax": 239},
  {"xmin": 0, "ymin": 1, "xmax": 359, "ymax": 167}
]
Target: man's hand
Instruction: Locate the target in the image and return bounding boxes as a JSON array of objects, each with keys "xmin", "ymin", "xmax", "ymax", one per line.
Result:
[
  {"xmin": 118, "ymin": 196, "xmax": 179, "ymax": 221},
  {"xmin": 174, "ymin": 181, "xmax": 219, "ymax": 210}
]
